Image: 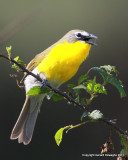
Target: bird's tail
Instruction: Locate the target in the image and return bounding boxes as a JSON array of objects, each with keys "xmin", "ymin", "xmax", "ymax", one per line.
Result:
[{"xmin": 10, "ymin": 95, "xmax": 44, "ymax": 145}]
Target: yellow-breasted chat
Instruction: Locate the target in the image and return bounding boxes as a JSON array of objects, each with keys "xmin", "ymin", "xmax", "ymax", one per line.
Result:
[{"xmin": 10, "ymin": 29, "xmax": 98, "ymax": 145}]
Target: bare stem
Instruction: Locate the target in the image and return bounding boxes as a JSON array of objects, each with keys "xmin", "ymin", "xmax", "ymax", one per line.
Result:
[{"xmin": 0, "ymin": 52, "xmax": 127, "ymax": 136}]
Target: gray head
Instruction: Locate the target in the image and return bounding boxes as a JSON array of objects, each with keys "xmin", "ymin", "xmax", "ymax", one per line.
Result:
[{"xmin": 61, "ymin": 29, "xmax": 98, "ymax": 45}]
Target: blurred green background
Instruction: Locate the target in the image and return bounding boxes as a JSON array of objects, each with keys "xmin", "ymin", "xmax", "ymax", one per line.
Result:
[{"xmin": 0, "ymin": 0, "xmax": 128, "ymax": 159}]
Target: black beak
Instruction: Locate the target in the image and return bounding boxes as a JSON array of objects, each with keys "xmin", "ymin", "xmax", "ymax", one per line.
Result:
[{"xmin": 84, "ymin": 34, "xmax": 98, "ymax": 45}]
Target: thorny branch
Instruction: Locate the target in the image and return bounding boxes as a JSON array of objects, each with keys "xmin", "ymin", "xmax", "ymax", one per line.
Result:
[{"xmin": 0, "ymin": 52, "xmax": 128, "ymax": 137}]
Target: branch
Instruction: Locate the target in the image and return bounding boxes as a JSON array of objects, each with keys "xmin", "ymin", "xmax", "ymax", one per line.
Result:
[
  {"xmin": 0, "ymin": 53, "xmax": 88, "ymax": 110},
  {"xmin": 0, "ymin": 52, "xmax": 127, "ymax": 136},
  {"xmin": 99, "ymin": 118, "xmax": 128, "ymax": 136}
]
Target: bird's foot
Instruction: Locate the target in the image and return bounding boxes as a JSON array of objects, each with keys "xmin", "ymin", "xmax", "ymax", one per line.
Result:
[{"xmin": 41, "ymin": 78, "xmax": 48, "ymax": 88}]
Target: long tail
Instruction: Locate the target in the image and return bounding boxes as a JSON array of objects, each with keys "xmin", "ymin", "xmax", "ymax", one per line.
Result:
[{"xmin": 10, "ymin": 95, "xmax": 44, "ymax": 145}]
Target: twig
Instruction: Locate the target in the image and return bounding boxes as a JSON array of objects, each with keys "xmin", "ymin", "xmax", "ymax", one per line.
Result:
[
  {"xmin": 0, "ymin": 53, "xmax": 89, "ymax": 110},
  {"xmin": 0, "ymin": 52, "xmax": 127, "ymax": 136},
  {"xmin": 99, "ymin": 118, "xmax": 128, "ymax": 136},
  {"xmin": 9, "ymin": 73, "xmax": 24, "ymax": 88}
]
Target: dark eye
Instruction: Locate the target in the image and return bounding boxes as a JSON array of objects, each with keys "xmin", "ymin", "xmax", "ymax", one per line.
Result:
[{"xmin": 76, "ymin": 33, "xmax": 82, "ymax": 38}]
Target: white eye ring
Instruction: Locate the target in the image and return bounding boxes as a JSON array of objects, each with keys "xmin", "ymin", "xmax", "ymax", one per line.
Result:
[
  {"xmin": 75, "ymin": 32, "xmax": 82, "ymax": 39},
  {"xmin": 76, "ymin": 33, "xmax": 82, "ymax": 38}
]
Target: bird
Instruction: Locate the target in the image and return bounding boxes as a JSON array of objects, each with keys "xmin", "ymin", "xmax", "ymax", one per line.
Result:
[{"xmin": 10, "ymin": 29, "xmax": 98, "ymax": 145}]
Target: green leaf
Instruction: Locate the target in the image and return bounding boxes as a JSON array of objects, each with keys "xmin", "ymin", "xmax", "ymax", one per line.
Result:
[
  {"xmin": 81, "ymin": 98, "xmax": 87, "ymax": 105},
  {"xmin": 89, "ymin": 66, "xmax": 126, "ymax": 98},
  {"xmin": 27, "ymin": 86, "xmax": 42, "ymax": 96},
  {"xmin": 119, "ymin": 134, "xmax": 128, "ymax": 155},
  {"xmin": 78, "ymin": 74, "xmax": 88, "ymax": 85},
  {"xmin": 86, "ymin": 83, "xmax": 93, "ymax": 93},
  {"xmin": 55, "ymin": 120, "xmax": 97, "ymax": 146},
  {"xmin": 6, "ymin": 46, "xmax": 12, "ymax": 57},
  {"xmin": 55, "ymin": 126, "xmax": 68, "ymax": 146},
  {"xmin": 120, "ymin": 149, "xmax": 127, "ymax": 155},
  {"xmin": 120, "ymin": 134, "xmax": 127, "ymax": 148},
  {"xmin": 94, "ymin": 84, "xmax": 107, "ymax": 95},
  {"xmin": 52, "ymin": 93, "xmax": 64, "ymax": 101},
  {"xmin": 73, "ymin": 84, "xmax": 87, "ymax": 90},
  {"xmin": 91, "ymin": 76, "xmax": 96, "ymax": 91},
  {"xmin": 27, "ymin": 86, "xmax": 50, "ymax": 96},
  {"xmin": 100, "ymin": 65, "xmax": 118, "ymax": 75},
  {"xmin": 14, "ymin": 56, "xmax": 19, "ymax": 61},
  {"xmin": 89, "ymin": 67, "xmax": 108, "ymax": 81},
  {"xmin": 12, "ymin": 56, "xmax": 25, "ymax": 71},
  {"xmin": 100, "ymin": 65, "xmax": 113, "ymax": 73},
  {"xmin": 107, "ymin": 77, "xmax": 126, "ymax": 98},
  {"xmin": 73, "ymin": 85, "xmax": 87, "ymax": 99},
  {"xmin": 112, "ymin": 66, "xmax": 119, "ymax": 76},
  {"xmin": 75, "ymin": 95, "xmax": 79, "ymax": 103},
  {"xmin": 86, "ymin": 78, "xmax": 107, "ymax": 95},
  {"xmin": 88, "ymin": 110, "xmax": 104, "ymax": 119},
  {"xmin": 67, "ymin": 84, "xmax": 75, "ymax": 88},
  {"xmin": 86, "ymin": 77, "xmax": 96, "ymax": 93}
]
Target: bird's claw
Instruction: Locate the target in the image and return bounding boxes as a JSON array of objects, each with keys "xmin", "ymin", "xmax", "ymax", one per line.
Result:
[{"xmin": 41, "ymin": 79, "xmax": 48, "ymax": 88}]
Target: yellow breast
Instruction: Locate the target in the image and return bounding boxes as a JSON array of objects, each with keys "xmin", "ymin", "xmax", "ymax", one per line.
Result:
[{"xmin": 37, "ymin": 41, "xmax": 91, "ymax": 83}]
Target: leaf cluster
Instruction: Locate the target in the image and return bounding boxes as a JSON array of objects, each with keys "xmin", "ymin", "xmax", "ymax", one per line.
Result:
[
  {"xmin": 54, "ymin": 65, "xmax": 126, "ymax": 146},
  {"xmin": 6, "ymin": 46, "xmax": 25, "ymax": 71}
]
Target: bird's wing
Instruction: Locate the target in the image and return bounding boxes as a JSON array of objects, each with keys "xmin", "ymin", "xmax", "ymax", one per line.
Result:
[
  {"xmin": 20, "ymin": 52, "xmax": 47, "ymax": 83},
  {"xmin": 20, "ymin": 43, "xmax": 56, "ymax": 83},
  {"xmin": 26, "ymin": 52, "xmax": 47, "ymax": 71}
]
